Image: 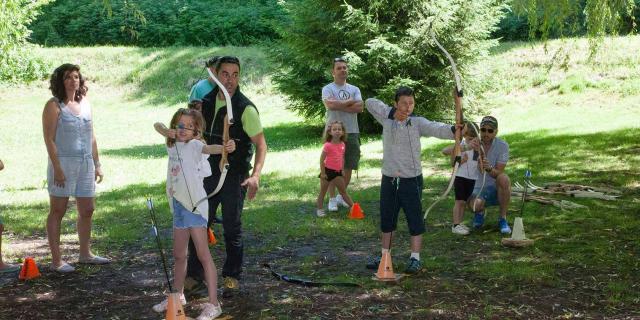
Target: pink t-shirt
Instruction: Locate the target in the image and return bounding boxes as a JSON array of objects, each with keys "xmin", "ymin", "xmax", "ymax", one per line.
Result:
[{"xmin": 323, "ymin": 141, "xmax": 345, "ymax": 171}]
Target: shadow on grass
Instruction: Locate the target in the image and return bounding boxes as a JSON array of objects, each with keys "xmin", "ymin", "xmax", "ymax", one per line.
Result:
[
  {"xmin": 264, "ymin": 123, "xmax": 324, "ymax": 152},
  {"xmin": 417, "ymin": 128, "xmax": 640, "ymax": 192},
  {"xmin": 127, "ymin": 47, "xmax": 274, "ymax": 106},
  {"xmin": 101, "ymin": 144, "xmax": 166, "ymax": 159}
]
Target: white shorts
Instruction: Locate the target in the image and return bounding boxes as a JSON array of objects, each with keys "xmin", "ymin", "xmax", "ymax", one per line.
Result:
[{"xmin": 47, "ymin": 156, "xmax": 96, "ymax": 198}]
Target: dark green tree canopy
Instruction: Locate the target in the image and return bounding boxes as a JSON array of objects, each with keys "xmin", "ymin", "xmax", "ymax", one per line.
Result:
[{"xmin": 272, "ymin": 0, "xmax": 508, "ymax": 132}]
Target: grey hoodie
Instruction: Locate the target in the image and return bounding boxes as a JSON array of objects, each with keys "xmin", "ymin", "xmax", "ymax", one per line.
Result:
[{"xmin": 366, "ymin": 98, "xmax": 455, "ymax": 178}]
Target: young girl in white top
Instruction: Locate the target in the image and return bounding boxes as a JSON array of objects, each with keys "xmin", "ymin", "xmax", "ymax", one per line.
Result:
[
  {"xmin": 443, "ymin": 121, "xmax": 480, "ymax": 235},
  {"xmin": 153, "ymin": 108, "xmax": 235, "ymax": 320}
]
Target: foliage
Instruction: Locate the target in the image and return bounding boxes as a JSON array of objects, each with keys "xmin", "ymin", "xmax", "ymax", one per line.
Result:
[
  {"xmin": 272, "ymin": 0, "xmax": 508, "ymax": 132},
  {"xmin": 1, "ymin": 40, "xmax": 639, "ymax": 318},
  {"xmin": 0, "ymin": 0, "xmax": 50, "ymax": 83},
  {"xmin": 509, "ymin": 0, "xmax": 638, "ymax": 41},
  {"xmin": 28, "ymin": 0, "xmax": 286, "ymax": 47}
]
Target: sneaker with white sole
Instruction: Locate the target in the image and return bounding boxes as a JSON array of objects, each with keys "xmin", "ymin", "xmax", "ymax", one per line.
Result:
[
  {"xmin": 152, "ymin": 293, "xmax": 187, "ymax": 313},
  {"xmin": 327, "ymin": 198, "xmax": 338, "ymax": 211},
  {"xmin": 451, "ymin": 224, "xmax": 470, "ymax": 235},
  {"xmin": 335, "ymin": 194, "xmax": 349, "ymax": 208},
  {"xmin": 499, "ymin": 218, "xmax": 512, "ymax": 234},
  {"xmin": 197, "ymin": 303, "xmax": 222, "ymax": 320},
  {"xmin": 316, "ymin": 209, "xmax": 326, "ymax": 217}
]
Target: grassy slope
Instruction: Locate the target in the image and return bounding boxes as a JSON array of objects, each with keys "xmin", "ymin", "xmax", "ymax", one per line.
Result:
[{"xmin": 0, "ymin": 36, "xmax": 638, "ymax": 315}]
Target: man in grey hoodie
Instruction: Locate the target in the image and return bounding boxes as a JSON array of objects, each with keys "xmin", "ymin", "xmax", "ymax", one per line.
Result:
[{"xmin": 365, "ymin": 86, "xmax": 462, "ymax": 274}]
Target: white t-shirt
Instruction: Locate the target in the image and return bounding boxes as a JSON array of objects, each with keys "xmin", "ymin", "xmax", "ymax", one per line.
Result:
[
  {"xmin": 166, "ymin": 139, "xmax": 211, "ymax": 221},
  {"xmin": 456, "ymin": 141, "xmax": 479, "ymax": 180},
  {"xmin": 322, "ymin": 82, "xmax": 362, "ymax": 134}
]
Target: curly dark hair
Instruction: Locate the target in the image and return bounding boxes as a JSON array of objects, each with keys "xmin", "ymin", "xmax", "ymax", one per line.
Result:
[{"xmin": 49, "ymin": 64, "xmax": 88, "ymax": 102}]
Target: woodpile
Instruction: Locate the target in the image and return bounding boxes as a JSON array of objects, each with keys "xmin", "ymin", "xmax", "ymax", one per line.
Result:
[{"xmin": 511, "ymin": 181, "xmax": 620, "ymax": 210}]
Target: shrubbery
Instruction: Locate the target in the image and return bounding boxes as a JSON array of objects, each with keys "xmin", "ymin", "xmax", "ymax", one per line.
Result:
[
  {"xmin": 0, "ymin": 0, "xmax": 50, "ymax": 83},
  {"xmin": 28, "ymin": 0, "xmax": 286, "ymax": 47},
  {"xmin": 272, "ymin": 0, "xmax": 506, "ymax": 132}
]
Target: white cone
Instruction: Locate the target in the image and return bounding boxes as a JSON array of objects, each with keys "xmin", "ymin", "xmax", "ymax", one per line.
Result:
[{"xmin": 511, "ymin": 217, "xmax": 526, "ymax": 240}]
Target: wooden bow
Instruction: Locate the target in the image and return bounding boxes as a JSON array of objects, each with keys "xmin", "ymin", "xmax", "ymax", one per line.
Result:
[
  {"xmin": 423, "ymin": 32, "xmax": 464, "ymax": 220},
  {"xmin": 191, "ymin": 67, "xmax": 234, "ymax": 212}
]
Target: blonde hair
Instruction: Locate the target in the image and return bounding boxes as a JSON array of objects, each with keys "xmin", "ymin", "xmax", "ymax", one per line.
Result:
[
  {"xmin": 324, "ymin": 120, "xmax": 347, "ymax": 143},
  {"xmin": 166, "ymin": 108, "xmax": 205, "ymax": 147}
]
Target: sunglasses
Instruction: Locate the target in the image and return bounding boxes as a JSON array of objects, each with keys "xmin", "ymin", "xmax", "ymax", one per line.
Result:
[
  {"xmin": 480, "ymin": 128, "xmax": 495, "ymax": 134},
  {"xmin": 176, "ymin": 123, "xmax": 196, "ymax": 131}
]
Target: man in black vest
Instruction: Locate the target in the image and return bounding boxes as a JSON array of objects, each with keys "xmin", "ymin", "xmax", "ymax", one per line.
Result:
[{"xmin": 185, "ymin": 56, "xmax": 267, "ymax": 298}]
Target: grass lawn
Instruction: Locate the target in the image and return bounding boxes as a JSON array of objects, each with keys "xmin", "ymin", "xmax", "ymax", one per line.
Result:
[{"xmin": 0, "ymin": 36, "xmax": 638, "ymax": 318}]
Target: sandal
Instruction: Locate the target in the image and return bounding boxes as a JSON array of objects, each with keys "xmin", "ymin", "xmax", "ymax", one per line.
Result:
[
  {"xmin": 78, "ymin": 255, "xmax": 111, "ymax": 265},
  {"xmin": 50, "ymin": 262, "xmax": 75, "ymax": 273}
]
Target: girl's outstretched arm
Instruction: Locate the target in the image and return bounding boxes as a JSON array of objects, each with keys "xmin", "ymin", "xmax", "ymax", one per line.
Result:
[
  {"xmin": 202, "ymin": 139, "xmax": 235, "ymax": 155},
  {"xmin": 154, "ymin": 122, "xmax": 176, "ymax": 138}
]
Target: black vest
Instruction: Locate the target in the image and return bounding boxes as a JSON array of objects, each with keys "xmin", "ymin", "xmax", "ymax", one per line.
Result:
[{"xmin": 202, "ymin": 86, "xmax": 256, "ymax": 176}]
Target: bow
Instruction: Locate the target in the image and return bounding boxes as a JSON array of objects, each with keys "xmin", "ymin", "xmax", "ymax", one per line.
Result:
[
  {"xmin": 191, "ymin": 68, "xmax": 235, "ymax": 212},
  {"xmin": 423, "ymin": 32, "xmax": 464, "ymax": 220},
  {"xmin": 469, "ymin": 122, "xmax": 487, "ymax": 212}
]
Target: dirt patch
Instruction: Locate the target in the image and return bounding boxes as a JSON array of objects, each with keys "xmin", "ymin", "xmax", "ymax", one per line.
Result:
[{"xmin": 1, "ymin": 235, "xmax": 637, "ymax": 319}]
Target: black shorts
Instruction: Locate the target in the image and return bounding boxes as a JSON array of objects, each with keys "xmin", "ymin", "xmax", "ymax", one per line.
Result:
[
  {"xmin": 380, "ymin": 175, "xmax": 425, "ymax": 236},
  {"xmin": 319, "ymin": 167, "xmax": 343, "ymax": 182},
  {"xmin": 454, "ymin": 176, "xmax": 476, "ymax": 201}
]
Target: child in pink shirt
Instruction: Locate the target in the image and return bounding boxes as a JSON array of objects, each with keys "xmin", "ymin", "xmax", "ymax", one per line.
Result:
[{"xmin": 316, "ymin": 121, "xmax": 354, "ymax": 217}]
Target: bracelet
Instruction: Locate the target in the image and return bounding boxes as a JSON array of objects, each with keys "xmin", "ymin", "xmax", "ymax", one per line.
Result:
[
  {"xmin": 484, "ymin": 166, "xmax": 493, "ymax": 173},
  {"xmin": 94, "ymin": 160, "xmax": 101, "ymax": 168}
]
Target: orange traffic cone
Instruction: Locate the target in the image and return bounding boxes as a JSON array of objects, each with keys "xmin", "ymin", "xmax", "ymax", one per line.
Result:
[
  {"xmin": 348, "ymin": 202, "xmax": 365, "ymax": 219},
  {"xmin": 165, "ymin": 292, "xmax": 187, "ymax": 320},
  {"xmin": 18, "ymin": 257, "xmax": 41, "ymax": 280},
  {"xmin": 375, "ymin": 250, "xmax": 396, "ymax": 281},
  {"xmin": 207, "ymin": 227, "xmax": 217, "ymax": 245}
]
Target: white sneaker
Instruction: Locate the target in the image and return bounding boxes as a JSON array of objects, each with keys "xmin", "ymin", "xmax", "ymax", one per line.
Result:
[
  {"xmin": 327, "ymin": 198, "xmax": 338, "ymax": 211},
  {"xmin": 197, "ymin": 303, "xmax": 222, "ymax": 320},
  {"xmin": 152, "ymin": 293, "xmax": 187, "ymax": 313},
  {"xmin": 451, "ymin": 224, "xmax": 470, "ymax": 235},
  {"xmin": 335, "ymin": 194, "xmax": 349, "ymax": 208},
  {"xmin": 316, "ymin": 209, "xmax": 326, "ymax": 217}
]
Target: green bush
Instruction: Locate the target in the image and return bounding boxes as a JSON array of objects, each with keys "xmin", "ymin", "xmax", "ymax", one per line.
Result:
[
  {"xmin": 0, "ymin": 0, "xmax": 50, "ymax": 83},
  {"xmin": 493, "ymin": 0, "xmax": 639, "ymax": 41},
  {"xmin": 29, "ymin": 0, "xmax": 286, "ymax": 47},
  {"xmin": 272, "ymin": 0, "xmax": 507, "ymax": 132}
]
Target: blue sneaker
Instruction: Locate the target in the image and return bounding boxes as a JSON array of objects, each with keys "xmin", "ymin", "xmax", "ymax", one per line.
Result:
[
  {"xmin": 404, "ymin": 258, "xmax": 422, "ymax": 274},
  {"xmin": 499, "ymin": 218, "xmax": 511, "ymax": 234},
  {"xmin": 473, "ymin": 212, "xmax": 485, "ymax": 229}
]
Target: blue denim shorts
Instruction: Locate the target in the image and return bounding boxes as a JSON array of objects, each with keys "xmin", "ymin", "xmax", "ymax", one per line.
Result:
[
  {"xmin": 471, "ymin": 185, "xmax": 499, "ymax": 206},
  {"xmin": 172, "ymin": 198, "xmax": 207, "ymax": 229}
]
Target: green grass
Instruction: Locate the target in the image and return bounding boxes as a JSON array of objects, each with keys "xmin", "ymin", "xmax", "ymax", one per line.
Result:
[{"xmin": 1, "ymin": 36, "xmax": 639, "ymax": 316}]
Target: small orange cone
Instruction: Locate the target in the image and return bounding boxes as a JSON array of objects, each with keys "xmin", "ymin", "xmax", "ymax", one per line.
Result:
[
  {"xmin": 348, "ymin": 202, "xmax": 365, "ymax": 219},
  {"xmin": 207, "ymin": 227, "xmax": 217, "ymax": 245},
  {"xmin": 375, "ymin": 250, "xmax": 396, "ymax": 281},
  {"xmin": 18, "ymin": 257, "xmax": 41, "ymax": 280},
  {"xmin": 165, "ymin": 292, "xmax": 187, "ymax": 320}
]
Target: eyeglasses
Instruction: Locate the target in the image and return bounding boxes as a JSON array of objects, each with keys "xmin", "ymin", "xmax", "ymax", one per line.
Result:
[
  {"xmin": 480, "ymin": 128, "xmax": 495, "ymax": 134},
  {"xmin": 177, "ymin": 123, "xmax": 195, "ymax": 131}
]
